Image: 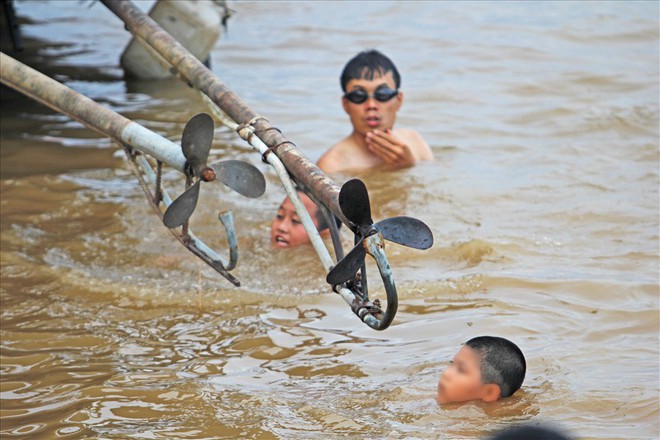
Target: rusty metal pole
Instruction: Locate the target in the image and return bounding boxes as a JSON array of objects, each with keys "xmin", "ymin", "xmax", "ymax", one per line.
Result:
[{"xmin": 100, "ymin": 0, "xmax": 348, "ymax": 226}]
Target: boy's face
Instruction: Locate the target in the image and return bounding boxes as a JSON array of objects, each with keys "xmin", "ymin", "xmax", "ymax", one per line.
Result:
[
  {"xmin": 342, "ymin": 71, "xmax": 403, "ymax": 137},
  {"xmin": 271, "ymin": 195, "xmax": 320, "ymax": 248},
  {"xmin": 437, "ymin": 345, "xmax": 498, "ymax": 405}
]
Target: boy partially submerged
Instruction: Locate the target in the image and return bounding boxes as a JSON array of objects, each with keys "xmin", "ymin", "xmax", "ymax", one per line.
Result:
[
  {"xmin": 270, "ymin": 191, "xmax": 330, "ymax": 248},
  {"xmin": 437, "ymin": 336, "xmax": 526, "ymax": 405},
  {"xmin": 317, "ymin": 49, "xmax": 433, "ymax": 173}
]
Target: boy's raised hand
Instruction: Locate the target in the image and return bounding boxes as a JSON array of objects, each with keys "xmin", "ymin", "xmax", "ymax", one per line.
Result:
[{"xmin": 365, "ymin": 129, "xmax": 416, "ymax": 168}]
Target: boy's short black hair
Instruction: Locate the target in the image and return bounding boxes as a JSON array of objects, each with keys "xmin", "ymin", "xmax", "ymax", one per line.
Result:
[
  {"xmin": 466, "ymin": 336, "xmax": 526, "ymax": 398},
  {"xmin": 314, "ymin": 207, "xmax": 329, "ymax": 231},
  {"xmin": 340, "ymin": 49, "xmax": 401, "ymax": 92},
  {"xmin": 295, "ymin": 190, "xmax": 340, "ymax": 232},
  {"xmin": 312, "ymin": 202, "xmax": 341, "ymax": 232}
]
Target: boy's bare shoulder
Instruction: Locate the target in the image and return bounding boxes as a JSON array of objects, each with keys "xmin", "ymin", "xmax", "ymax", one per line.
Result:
[
  {"xmin": 395, "ymin": 128, "xmax": 434, "ymax": 160},
  {"xmin": 317, "ymin": 137, "xmax": 353, "ymax": 173}
]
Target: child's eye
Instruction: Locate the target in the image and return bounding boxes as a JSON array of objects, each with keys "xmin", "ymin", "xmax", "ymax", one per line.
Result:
[
  {"xmin": 292, "ymin": 218, "xmax": 302, "ymax": 225},
  {"xmin": 276, "ymin": 215, "xmax": 284, "ymax": 220}
]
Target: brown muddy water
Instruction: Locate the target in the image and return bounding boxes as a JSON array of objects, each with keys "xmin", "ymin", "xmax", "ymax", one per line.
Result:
[{"xmin": 1, "ymin": 1, "xmax": 658, "ymax": 439}]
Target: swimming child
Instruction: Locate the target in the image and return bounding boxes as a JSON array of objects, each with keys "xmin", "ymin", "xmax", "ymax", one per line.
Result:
[
  {"xmin": 317, "ymin": 49, "xmax": 433, "ymax": 173},
  {"xmin": 270, "ymin": 191, "xmax": 331, "ymax": 248},
  {"xmin": 437, "ymin": 336, "xmax": 526, "ymax": 405}
]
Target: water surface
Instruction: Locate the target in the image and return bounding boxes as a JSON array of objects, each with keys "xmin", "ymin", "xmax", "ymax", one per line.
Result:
[{"xmin": 1, "ymin": 1, "xmax": 658, "ymax": 438}]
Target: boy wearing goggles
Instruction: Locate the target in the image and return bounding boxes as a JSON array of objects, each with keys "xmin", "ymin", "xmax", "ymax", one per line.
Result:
[{"xmin": 317, "ymin": 50, "xmax": 433, "ymax": 173}]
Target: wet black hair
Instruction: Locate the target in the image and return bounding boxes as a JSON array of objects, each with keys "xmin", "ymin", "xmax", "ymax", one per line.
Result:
[
  {"xmin": 313, "ymin": 206, "xmax": 329, "ymax": 231},
  {"xmin": 340, "ymin": 49, "xmax": 401, "ymax": 92},
  {"xmin": 312, "ymin": 202, "xmax": 342, "ymax": 232},
  {"xmin": 487, "ymin": 424, "xmax": 574, "ymax": 440},
  {"xmin": 293, "ymin": 190, "xmax": 340, "ymax": 232},
  {"xmin": 466, "ymin": 336, "xmax": 526, "ymax": 398}
]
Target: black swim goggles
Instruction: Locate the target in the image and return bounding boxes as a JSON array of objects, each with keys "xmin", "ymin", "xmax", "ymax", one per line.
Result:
[{"xmin": 343, "ymin": 86, "xmax": 399, "ymax": 104}]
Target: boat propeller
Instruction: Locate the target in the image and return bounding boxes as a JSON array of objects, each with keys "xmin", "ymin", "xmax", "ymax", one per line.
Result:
[
  {"xmin": 326, "ymin": 179, "xmax": 434, "ymax": 285},
  {"xmin": 163, "ymin": 113, "xmax": 266, "ymax": 228}
]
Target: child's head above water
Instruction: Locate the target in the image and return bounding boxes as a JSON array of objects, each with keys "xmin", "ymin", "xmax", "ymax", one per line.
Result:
[
  {"xmin": 270, "ymin": 191, "xmax": 330, "ymax": 248},
  {"xmin": 437, "ymin": 336, "xmax": 526, "ymax": 405}
]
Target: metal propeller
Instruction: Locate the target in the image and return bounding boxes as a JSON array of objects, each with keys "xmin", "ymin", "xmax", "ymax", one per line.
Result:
[
  {"xmin": 163, "ymin": 113, "xmax": 266, "ymax": 228},
  {"xmin": 326, "ymin": 179, "xmax": 433, "ymax": 285}
]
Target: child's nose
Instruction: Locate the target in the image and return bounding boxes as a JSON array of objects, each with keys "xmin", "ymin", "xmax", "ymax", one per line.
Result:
[{"xmin": 277, "ymin": 219, "xmax": 290, "ymax": 232}]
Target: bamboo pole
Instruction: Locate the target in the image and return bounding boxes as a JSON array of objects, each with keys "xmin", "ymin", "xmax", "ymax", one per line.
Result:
[{"xmin": 100, "ymin": 0, "xmax": 348, "ymax": 226}]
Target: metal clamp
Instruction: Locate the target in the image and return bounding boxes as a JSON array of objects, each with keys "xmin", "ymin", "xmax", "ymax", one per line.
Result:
[
  {"xmin": 334, "ymin": 233, "xmax": 398, "ymax": 330},
  {"xmin": 129, "ymin": 150, "xmax": 241, "ymax": 286}
]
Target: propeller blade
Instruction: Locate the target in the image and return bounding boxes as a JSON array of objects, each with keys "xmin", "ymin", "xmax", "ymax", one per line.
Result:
[
  {"xmin": 162, "ymin": 180, "xmax": 201, "ymax": 228},
  {"xmin": 376, "ymin": 216, "xmax": 434, "ymax": 250},
  {"xmin": 326, "ymin": 238, "xmax": 368, "ymax": 285},
  {"xmin": 210, "ymin": 160, "xmax": 266, "ymax": 198},
  {"xmin": 181, "ymin": 113, "xmax": 214, "ymax": 169},
  {"xmin": 339, "ymin": 178, "xmax": 372, "ymax": 227}
]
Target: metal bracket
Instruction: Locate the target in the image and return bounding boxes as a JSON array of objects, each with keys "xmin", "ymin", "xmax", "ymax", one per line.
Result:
[
  {"xmin": 334, "ymin": 233, "xmax": 398, "ymax": 330},
  {"xmin": 126, "ymin": 148, "xmax": 241, "ymax": 286}
]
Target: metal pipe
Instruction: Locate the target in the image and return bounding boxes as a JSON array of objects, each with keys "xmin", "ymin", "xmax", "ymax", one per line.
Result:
[
  {"xmin": 134, "ymin": 154, "xmax": 232, "ymax": 269},
  {"xmin": 203, "ymin": 88, "xmax": 378, "ymax": 327},
  {"xmin": 0, "ymin": 52, "xmax": 187, "ymax": 172},
  {"xmin": 192, "ymin": 27, "xmax": 395, "ymax": 330},
  {"xmin": 200, "ymin": 93, "xmax": 336, "ymax": 271},
  {"xmin": 0, "ymin": 51, "xmax": 240, "ymax": 284},
  {"xmin": 100, "ymin": 0, "xmax": 349, "ymax": 226},
  {"xmin": 129, "ymin": 151, "xmax": 239, "ymax": 285},
  {"xmin": 242, "ymin": 126, "xmax": 336, "ymax": 272},
  {"xmin": 318, "ymin": 202, "xmax": 344, "ymax": 261},
  {"xmin": 218, "ymin": 211, "xmax": 238, "ymax": 270},
  {"xmin": 2, "ymin": 5, "xmax": 402, "ymax": 329},
  {"xmin": 364, "ymin": 233, "xmax": 397, "ymax": 329}
]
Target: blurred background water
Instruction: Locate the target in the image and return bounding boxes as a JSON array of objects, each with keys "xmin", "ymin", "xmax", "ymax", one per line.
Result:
[{"xmin": 1, "ymin": 1, "xmax": 658, "ymax": 438}]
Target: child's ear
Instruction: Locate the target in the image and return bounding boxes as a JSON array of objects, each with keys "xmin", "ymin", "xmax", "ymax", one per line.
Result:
[
  {"xmin": 341, "ymin": 97, "xmax": 349, "ymax": 114},
  {"xmin": 481, "ymin": 384, "xmax": 501, "ymax": 403},
  {"xmin": 395, "ymin": 90, "xmax": 403, "ymax": 110}
]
